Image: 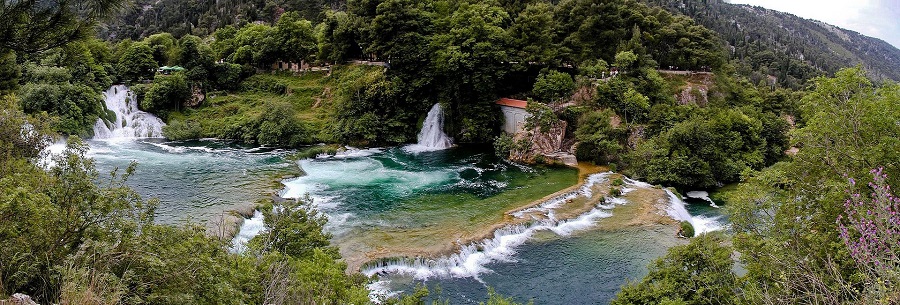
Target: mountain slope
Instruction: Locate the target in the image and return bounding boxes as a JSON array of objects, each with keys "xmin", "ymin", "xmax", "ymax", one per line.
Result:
[{"xmin": 644, "ymin": 0, "xmax": 900, "ymax": 87}]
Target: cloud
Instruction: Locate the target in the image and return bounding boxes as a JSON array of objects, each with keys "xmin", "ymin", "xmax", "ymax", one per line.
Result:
[{"xmin": 730, "ymin": 0, "xmax": 900, "ymax": 48}]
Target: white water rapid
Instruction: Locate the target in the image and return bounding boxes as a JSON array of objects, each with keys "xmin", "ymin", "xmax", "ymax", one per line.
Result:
[
  {"xmin": 93, "ymin": 85, "xmax": 165, "ymax": 139},
  {"xmin": 665, "ymin": 190, "xmax": 723, "ymax": 235},
  {"xmin": 686, "ymin": 190, "xmax": 720, "ymax": 208},
  {"xmin": 405, "ymin": 103, "xmax": 453, "ymax": 152},
  {"xmin": 364, "ymin": 174, "xmax": 725, "ymax": 282}
]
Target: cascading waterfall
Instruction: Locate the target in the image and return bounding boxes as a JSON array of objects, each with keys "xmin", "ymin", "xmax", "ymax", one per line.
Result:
[
  {"xmin": 664, "ymin": 190, "xmax": 723, "ymax": 235},
  {"xmin": 686, "ymin": 190, "xmax": 720, "ymax": 208},
  {"xmin": 405, "ymin": 103, "xmax": 453, "ymax": 152},
  {"xmin": 93, "ymin": 85, "xmax": 165, "ymax": 139}
]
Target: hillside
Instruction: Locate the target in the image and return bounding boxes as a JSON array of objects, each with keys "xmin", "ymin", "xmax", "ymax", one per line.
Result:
[
  {"xmin": 99, "ymin": 0, "xmax": 342, "ymax": 40},
  {"xmin": 644, "ymin": 0, "xmax": 900, "ymax": 87}
]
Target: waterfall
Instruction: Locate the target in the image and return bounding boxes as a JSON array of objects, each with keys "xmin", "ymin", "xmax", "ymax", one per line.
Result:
[
  {"xmin": 405, "ymin": 103, "xmax": 453, "ymax": 152},
  {"xmin": 93, "ymin": 85, "xmax": 165, "ymax": 139},
  {"xmin": 664, "ymin": 190, "xmax": 723, "ymax": 235},
  {"xmin": 686, "ymin": 190, "xmax": 720, "ymax": 208}
]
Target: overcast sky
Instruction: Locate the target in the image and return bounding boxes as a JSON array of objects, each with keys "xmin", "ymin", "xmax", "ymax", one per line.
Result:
[{"xmin": 729, "ymin": 0, "xmax": 900, "ymax": 49}]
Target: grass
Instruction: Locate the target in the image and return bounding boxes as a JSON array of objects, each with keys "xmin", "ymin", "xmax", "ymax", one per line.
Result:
[{"xmin": 166, "ymin": 65, "xmax": 380, "ymax": 142}]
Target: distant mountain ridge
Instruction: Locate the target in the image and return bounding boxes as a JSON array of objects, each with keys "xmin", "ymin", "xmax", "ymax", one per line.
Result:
[{"xmin": 643, "ymin": 0, "xmax": 900, "ymax": 86}]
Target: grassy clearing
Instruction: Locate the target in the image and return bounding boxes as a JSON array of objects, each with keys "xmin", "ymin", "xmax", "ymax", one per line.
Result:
[{"xmin": 165, "ymin": 65, "xmax": 380, "ymax": 143}]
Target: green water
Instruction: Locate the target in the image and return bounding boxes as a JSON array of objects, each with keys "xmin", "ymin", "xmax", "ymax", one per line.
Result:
[
  {"xmin": 280, "ymin": 146, "xmax": 577, "ymax": 261},
  {"xmin": 89, "ymin": 140, "xmax": 726, "ymax": 304},
  {"xmin": 88, "ymin": 139, "xmax": 296, "ymax": 223}
]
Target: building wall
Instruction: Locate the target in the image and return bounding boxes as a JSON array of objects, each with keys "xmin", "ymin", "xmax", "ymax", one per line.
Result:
[{"xmin": 500, "ymin": 105, "xmax": 530, "ymax": 134}]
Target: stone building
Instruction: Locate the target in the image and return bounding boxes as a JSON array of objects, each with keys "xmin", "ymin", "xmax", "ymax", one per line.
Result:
[{"xmin": 497, "ymin": 98, "xmax": 530, "ymax": 134}]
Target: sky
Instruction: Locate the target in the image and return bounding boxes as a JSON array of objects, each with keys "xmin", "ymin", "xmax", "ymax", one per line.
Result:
[{"xmin": 728, "ymin": 0, "xmax": 900, "ymax": 49}]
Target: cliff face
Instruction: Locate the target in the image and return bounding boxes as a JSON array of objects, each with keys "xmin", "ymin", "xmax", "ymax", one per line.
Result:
[{"xmin": 509, "ymin": 120, "xmax": 578, "ymax": 166}]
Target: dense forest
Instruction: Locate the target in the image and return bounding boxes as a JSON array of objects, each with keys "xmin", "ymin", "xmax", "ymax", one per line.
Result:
[
  {"xmin": 2, "ymin": 0, "xmax": 900, "ymax": 304},
  {"xmin": 645, "ymin": 0, "xmax": 900, "ymax": 87}
]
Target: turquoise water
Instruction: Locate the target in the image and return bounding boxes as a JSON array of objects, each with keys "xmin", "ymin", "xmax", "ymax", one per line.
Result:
[
  {"xmin": 89, "ymin": 139, "xmax": 727, "ymax": 304},
  {"xmin": 383, "ymin": 226, "xmax": 684, "ymax": 304},
  {"xmin": 88, "ymin": 139, "xmax": 295, "ymax": 223}
]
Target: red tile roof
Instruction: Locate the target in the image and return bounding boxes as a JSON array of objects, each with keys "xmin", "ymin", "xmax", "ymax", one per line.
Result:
[{"xmin": 496, "ymin": 98, "xmax": 527, "ymax": 109}]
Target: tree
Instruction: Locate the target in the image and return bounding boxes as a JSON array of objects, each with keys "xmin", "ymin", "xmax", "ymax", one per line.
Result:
[
  {"xmin": 614, "ymin": 50, "xmax": 638, "ymax": 71},
  {"xmin": 508, "ymin": 2, "xmax": 557, "ymax": 65},
  {"xmin": 117, "ymin": 43, "xmax": 157, "ymax": 82},
  {"xmin": 142, "ymin": 74, "xmax": 190, "ymax": 113},
  {"xmin": 532, "ymin": 70, "xmax": 575, "ymax": 103},
  {"xmin": 0, "ymin": 51, "xmax": 20, "ymax": 95},
  {"xmin": 431, "ymin": 2, "xmax": 509, "ymax": 142},
  {"xmin": 0, "ymin": 0, "xmax": 127, "ymax": 53},
  {"xmin": 726, "ymin": 68, "xmax": 900, "ymax": 303},
  {"xmin": 612, "ymin": 234, "xmax": 737, "ymax": 305},
  {"xmin": 274, "ymin": 12, "xmax": 317, "ymax": 64},
  {"xmin": 316, "ymin": 10, "xmax": 363, "ymax": 64},
  {"xmin": 575, "ymin": 110, "xmax": 623, "ymax": 164}
]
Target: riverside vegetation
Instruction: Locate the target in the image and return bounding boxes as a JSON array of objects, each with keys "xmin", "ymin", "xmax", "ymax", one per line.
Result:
[{"xmin": 1, "ymin": 0, "xmax": 899, "ymax": 304}]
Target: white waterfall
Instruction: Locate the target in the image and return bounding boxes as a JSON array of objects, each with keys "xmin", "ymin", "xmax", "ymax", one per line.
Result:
[
  {"xmin": 93, "ymin": 85, "xmax": 165, "ymax": 139},
  {"xmin": 404, "ymin": 103, "xmax": 453, "ymax": 152},
  {"xmin": 664, "ymin": 190, "xmax": 723, "ymax": 235},
  {"xmin": 686, "ymin": 190, "xmax": 720, "ymax": 208}
]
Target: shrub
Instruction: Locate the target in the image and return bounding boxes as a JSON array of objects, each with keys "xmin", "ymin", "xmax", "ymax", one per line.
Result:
[
  {"xmin": 679, "ymin": 221, "xmax": 695, "ymax": 238},
  {"xmin": 533, "ymin": 70, "xmax": 575, "ymax": 103},
  {"xmin": 239, "ymin": 75, "xmax": 287, "ymax": 94}
]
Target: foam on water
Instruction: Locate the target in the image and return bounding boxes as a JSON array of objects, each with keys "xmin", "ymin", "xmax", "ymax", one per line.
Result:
[
  {"xmin": 230, "ymin": 210, "xmax": 265, "ymax": 253},
  {"xmin": 686, "ymin": 190, "xmax": 720, "ymax": 208},
  {"xmin": 363, "ymin": 172, "xmax": 625, "ymax": 281},
  {"xmin": 665, "ymin": 190, "xmax": 724, "ymax": 234}
]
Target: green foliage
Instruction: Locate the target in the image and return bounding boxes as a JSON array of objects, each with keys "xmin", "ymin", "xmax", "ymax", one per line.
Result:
[
  {"xmin": 524, "ymin": 101, "xmax": 557, "ymax": 133},
  {"xmin": 331, "ymin": 67, "xmax": 413, "ymax": 145},
  {"xmin": 117, "ymin": 42, "xmax": 158, "ymax": 82},
  {"xmin": 19, "ymin": 83, "xmax": 105, "ymax": 136},
  {"xmin": 274, "ymin": 12, "xmax": 318, "ymax": 64},
  {"xmin": 0, "ymin": 95, "xmax": 53, "ymax": 167},
  {"xmin": 678, "ymin": 221, "xmax": 695, "ymax": 238},
  {"xmin": 493, "ymin": 133, "xmax": 515, "ymax": 158},
  {"xmin": 612, "ymin": 234, "xmax": 736, "ymax": 305},
  {"xmin": 255, "ymin": 101, "xmax": 310, "ymax": 146},
  {"xmin": 508, "ymin": 2, "xmax": 557, "ymax": 66},
  {"xmin": 725, "ymin": 67, "xmax": 900, "ymax": 303},
  {"xmin": 0, "ymin": 51, "xmax": 22, "ymax": 95},
  {"xmin": 626, "ymin": 108, "xmax": 771, "ymax": 188},
  {"xmin": 614, "ymin": 51, "xmax": 638, "ymax": 70},
  {"xmin": 532, "ymin": 70, "xmax": 575, "ymax": 103},
  {"xmin": 575, "ymin": 110, "xmax": 623, "ymax": 164},
  {"xmin": 578, "ymin": 59, "xmax": 609, "ymax": 79},
  {"xmin": 240, "ymin": 75, "xmax": 289, "ymax": 94},
  {"xmin": 1, "ymin": 0, "xmax": 127, "ymax": 54},
  {"xmin": 144, "ymin": 33, "xmax": 180, "ymax": 66},
  {"xmin": 317, "ymin": 10, "xmax": 364, "ymax": 64},
  {"xmin": 142, "ymin": 74, "xmax": 191, "ymax": 114}
]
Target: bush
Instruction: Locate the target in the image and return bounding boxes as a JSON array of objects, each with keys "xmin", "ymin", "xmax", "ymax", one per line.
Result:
[
  {"xmin": 679, "ymin": 221, "xmax": 695, "ymax": 238},
  {"xmin": 611, "ymin": 178, "xmax": 624, "ymax": 186},
  {"xmin": 493, "ymin": 133, "xmax": 514, "ymax": 158},
  {"xmin": 610, "ymin": 187, "xmax": 622, "ymax": 197},
  {"xmin": 142, "ymin": 73, "xmax": 190, "ymax": 113},
  {"xmin": 239, "ymin": 75, "xmax": 287, "ymax": 94},
  {"xmin": 19, "ymin": 83, "xmax": 105, "ymax": 135},
  {"xmin": 533, "ymin": 70, "xmax": 575, "ymax": 103},
  {"xmin": 162, "ymin": 119, "xmax": 203, "ymax": 140}
]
